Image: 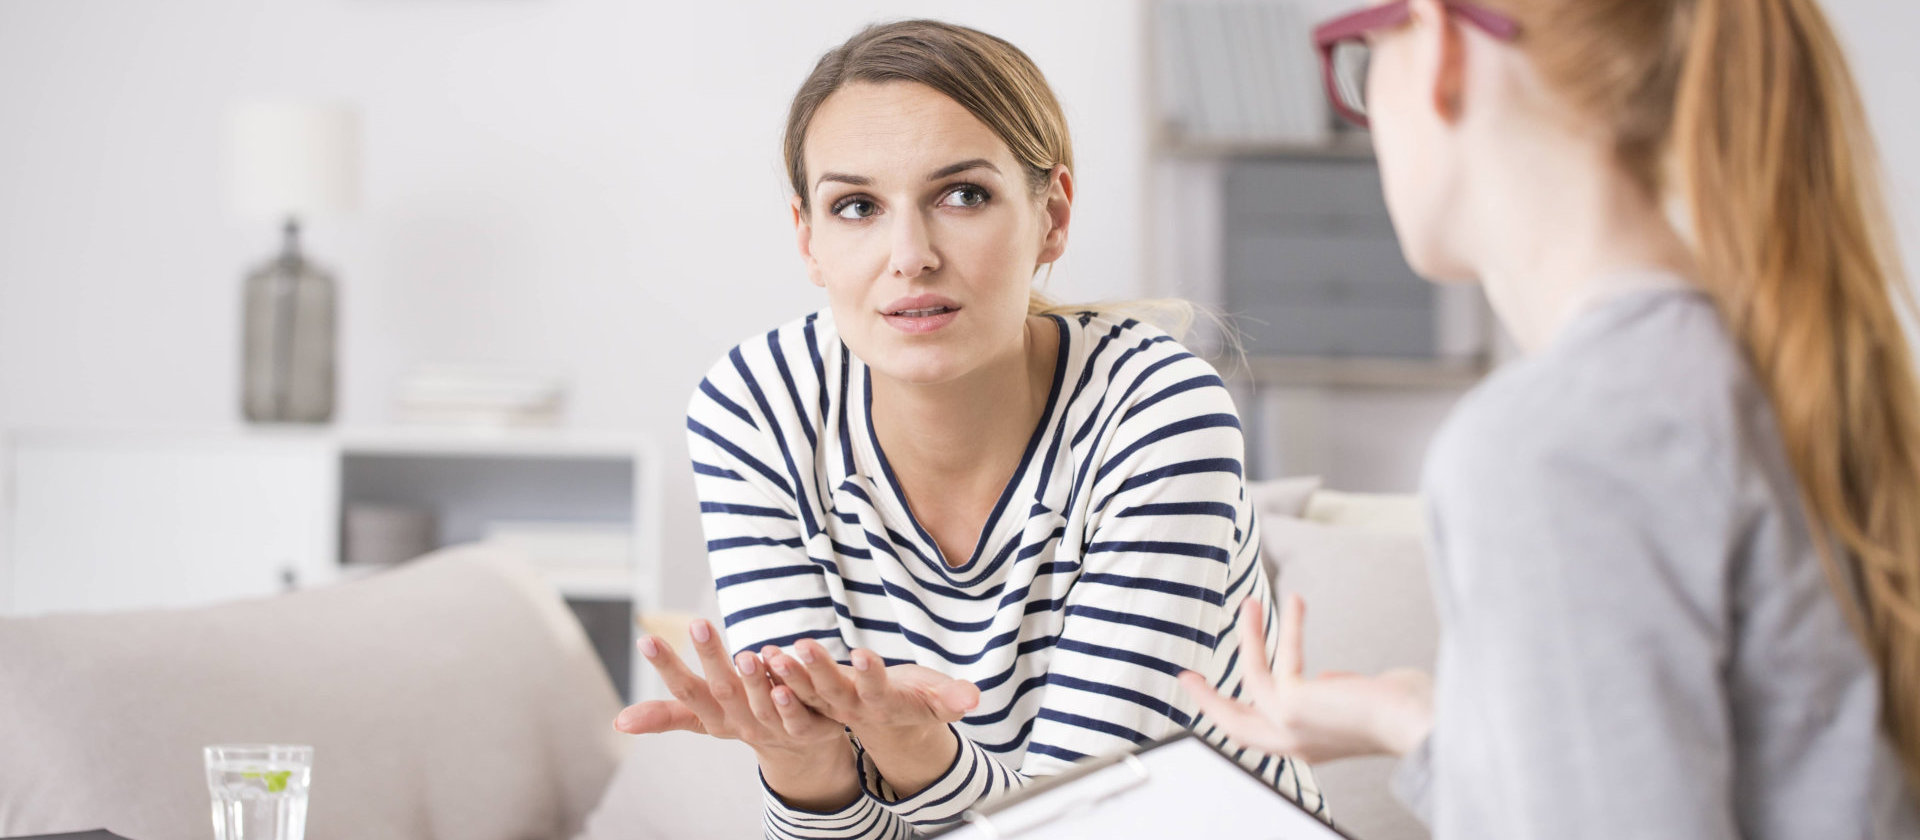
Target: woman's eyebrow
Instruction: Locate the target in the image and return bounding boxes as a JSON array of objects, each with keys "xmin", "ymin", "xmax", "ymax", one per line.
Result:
[
  {"xmin": 927, "ymin": 158, "xmax": 998, "ymax": 180},
  {"xmin": 813, "ymin": 159, "xmax": 999, "ymax": 191},
  {"xmin": 815, "ymin": 172, "xmax": 872, "ymax": 188}
]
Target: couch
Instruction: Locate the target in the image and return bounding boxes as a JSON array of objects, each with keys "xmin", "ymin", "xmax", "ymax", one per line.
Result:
[
  {"xmin": 0, "ymin": 481, "xmax": 1437, "ymax": 840},
  {"xmin": 0, "ymin": 546, "xmax": 627, "ymax": 840}
]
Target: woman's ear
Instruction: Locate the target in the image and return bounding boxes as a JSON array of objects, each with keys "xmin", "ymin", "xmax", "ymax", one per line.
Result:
[
  {"xmin": 1411, "ymin": 0, "xmax": 1467, "ymax": 125},
  {"xmin": 1036, "ymin": 165, "xmax": 1074, "ymax": 266},
  {"xmin": 791, "ymin": 195, "xmax": 824, "ymax": 288}
]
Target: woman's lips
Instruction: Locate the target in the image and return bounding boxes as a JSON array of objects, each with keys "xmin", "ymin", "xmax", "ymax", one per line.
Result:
[
  {"xmin": 881, "ymin": 306, "xmax": 960, "ymax": 334},
  {"xmin": 879, "ymin": 293, "xmax": 962, "ymax": 335}
]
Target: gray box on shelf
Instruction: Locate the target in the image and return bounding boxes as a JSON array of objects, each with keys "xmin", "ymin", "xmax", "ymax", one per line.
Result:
[
  {"xmin": 341, "ymin": 503, "xmax": 436, "ymax": 567},
  {"xmin": 1223, "ymin": 156, "xmax": 1487, "ymax": 361}
]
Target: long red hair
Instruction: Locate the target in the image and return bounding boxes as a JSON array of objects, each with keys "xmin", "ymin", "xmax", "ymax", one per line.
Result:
[{"xmin": 1484, "ymin": 0, "xmax": 1920, "ymax": 788}]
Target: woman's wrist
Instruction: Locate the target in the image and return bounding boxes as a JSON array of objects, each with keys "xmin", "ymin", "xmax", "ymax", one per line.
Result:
[
  {"xmin": 849, "ymin": 721, "xmax": 960, "ymax": 799},
  {"xmin": 851, "ymin": 721, "xmax": 952, "ymax": 755},
  {"xmin": 1368, "ymin": 673, "xmax": 1435, "ymax": 757},
  {"xmin": 756, "ymin": 735, "xmax": 862, "ymax": 812}
]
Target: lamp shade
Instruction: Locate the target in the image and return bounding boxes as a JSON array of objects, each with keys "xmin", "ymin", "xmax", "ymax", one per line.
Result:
[{"xmin": 227, "ymin": 101, "xmax": 362, "ymax": 220}]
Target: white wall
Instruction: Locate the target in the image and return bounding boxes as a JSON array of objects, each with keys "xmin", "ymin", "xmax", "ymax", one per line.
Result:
[
  {"xmin": 1827, "ymin": 0, "xmax": 1920, "ymax": 276},
  {"xmin": 3, "ymin": 0, "xmax": 1917, "ymax": 609},
  {"xmin": 0, "ymin": 0, "xmax": 1150, "ymax": 610}
]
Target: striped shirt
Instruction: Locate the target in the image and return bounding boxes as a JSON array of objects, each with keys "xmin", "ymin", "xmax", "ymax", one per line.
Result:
[{"xmin": 688, "ymin": 309, "xmax": 1325, "ymax": 839}]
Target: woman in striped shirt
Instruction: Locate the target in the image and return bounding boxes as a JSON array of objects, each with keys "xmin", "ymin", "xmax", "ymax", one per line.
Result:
[{"xmin": 612, "ymin": 19, "xmax": 1321, "ymax": 839}]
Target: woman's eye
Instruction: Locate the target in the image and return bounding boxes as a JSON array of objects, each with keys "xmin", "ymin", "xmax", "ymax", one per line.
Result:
[
  {"xmin": 941, "ymin": 185, "xmax": 989, "ymax": 208},
  {"xmin": 832, "ymin": 198, "xmax": 878, "ymax": 220}
]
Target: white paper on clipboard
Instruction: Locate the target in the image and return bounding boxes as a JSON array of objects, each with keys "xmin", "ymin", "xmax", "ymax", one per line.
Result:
[{"xmin": 928, "ymin": 732, "xmax": 1356, "ymax": 840}]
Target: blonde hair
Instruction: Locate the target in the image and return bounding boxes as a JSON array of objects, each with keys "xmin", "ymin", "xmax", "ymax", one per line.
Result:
[
  {"xmin": 1487, "ymin": 0, "xmax": 1920, "ymax": 789},
  {"xmin": 783, "ymin": 19, "xmax": 1200, "ymax": 340}
]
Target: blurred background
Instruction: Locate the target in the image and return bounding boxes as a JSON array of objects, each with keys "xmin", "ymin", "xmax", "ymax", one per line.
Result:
[{"xmin": 2, "ymin": 0, "xmax": 1916, "ymax": 697}]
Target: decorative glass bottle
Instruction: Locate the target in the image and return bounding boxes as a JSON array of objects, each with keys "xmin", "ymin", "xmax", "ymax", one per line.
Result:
[{"xmin": 241, "ymin": 219, "xmax": 336, "ymax": 423}]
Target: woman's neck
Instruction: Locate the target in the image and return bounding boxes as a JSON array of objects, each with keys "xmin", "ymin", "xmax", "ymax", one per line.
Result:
[
  {"xmin": 869, "ymin": 316, "xmax": 1059, "ymax": 485},
  {"xmin": 1470, "ymin": 131, "xmax": 1697, "ymax": 353}
]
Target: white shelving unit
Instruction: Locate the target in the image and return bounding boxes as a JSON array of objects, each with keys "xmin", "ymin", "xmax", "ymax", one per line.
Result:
[
  {"xmin": 1, "ymin": 426, "xmax": 661, "ymax": 700},
  {"xmin": 1143, "ymin": 0, "xmax": 1499, "ymax": 493},
  {"xmin": 1154, "ymin": 129, "xmax": 1379, "ymax": 163}
]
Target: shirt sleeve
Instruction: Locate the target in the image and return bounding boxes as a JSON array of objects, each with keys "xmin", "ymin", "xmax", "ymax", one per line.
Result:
[
  {"xmin": 689, "ymin": 362, "xmax": 909, "ymax": 840},
  {"xmin": 1391, "ymin": 734, "xmax": 1434, "ymax": 821},
  {"xmin": 1421, "ymin": 411, "xmax": 1742, "ymax": 840},
  {"xmin": 837, "ymin": 353, "xmax": 1323, "ymax": 832}
]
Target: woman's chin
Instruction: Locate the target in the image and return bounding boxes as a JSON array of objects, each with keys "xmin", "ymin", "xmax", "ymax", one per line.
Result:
[{"xmin": 863, "ymin": 345, "xmax": 972, "ymax": 387}]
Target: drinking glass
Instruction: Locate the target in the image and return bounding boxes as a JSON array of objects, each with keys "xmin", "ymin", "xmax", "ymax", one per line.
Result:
[{"xmin": 203, "ymin": 744, "xmax": 312, "ymax": 840}]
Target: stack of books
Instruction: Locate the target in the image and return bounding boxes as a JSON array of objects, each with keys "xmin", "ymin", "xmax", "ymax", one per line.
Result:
[
  {"xmin": 1155, "ymin": 0, "xmax": 1331, "ymax": 146},
  {"xmin": 482, "ymin": 520, "xmax": 629, "ymax": 569},
  {"xmin": 394, "ymin": 365, "xmax": 567, "ymax": 428},
  {"xmin": 482, "ymin": 520, "xmax": 633, "ymax": 600}
]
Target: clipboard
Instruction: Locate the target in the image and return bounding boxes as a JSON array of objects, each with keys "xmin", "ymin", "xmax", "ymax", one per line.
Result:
[{"xmin": 927, "ymin": 732, "xmax": 1361, "ymax": 840}]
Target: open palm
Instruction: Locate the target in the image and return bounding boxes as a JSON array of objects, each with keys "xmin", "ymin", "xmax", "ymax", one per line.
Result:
[
  {"xmin": 1180, "ymin": 595, "xmax": 1434, "ymax": 764},
  {"xmin": 764, "ymin": 639, "xmax": 981, "ymax": 731}
]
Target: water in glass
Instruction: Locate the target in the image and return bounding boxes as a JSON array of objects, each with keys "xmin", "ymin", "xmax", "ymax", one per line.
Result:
[{"xmin": 204, "ymin": 745, "xmax": 311, "ymax": 840}]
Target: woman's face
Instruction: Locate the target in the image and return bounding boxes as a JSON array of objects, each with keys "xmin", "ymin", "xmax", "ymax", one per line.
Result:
[{"xmin": 793, "ymin": 81, "xmax": 1069, "ymax": 386}]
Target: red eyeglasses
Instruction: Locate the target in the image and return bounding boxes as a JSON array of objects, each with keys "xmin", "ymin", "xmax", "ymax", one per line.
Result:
[{"xmin": 1312, "ymin": 1, "xmax": 1521, "ymax": 128}]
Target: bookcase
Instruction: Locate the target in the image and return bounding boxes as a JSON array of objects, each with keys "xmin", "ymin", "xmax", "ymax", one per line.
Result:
[
  {"xmin": 0, "ymin": 427, "xmax": 661, "ymax": 702},
  {"xmin": 1146, "ymin": 0, "xmax": 1499, "ymax": 489}
]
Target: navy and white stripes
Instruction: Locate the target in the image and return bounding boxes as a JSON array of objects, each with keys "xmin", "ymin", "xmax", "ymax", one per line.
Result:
[{"xmin": 689, "ymin": 309, "xmax": 1325, "ymax": 839}]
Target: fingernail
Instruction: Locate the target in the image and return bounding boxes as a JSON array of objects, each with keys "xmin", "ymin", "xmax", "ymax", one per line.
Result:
[
  {"xmin": 772, "ymin": 662, "xmax": 789, "ymax": 676},
  {"xmin": 638, "ymin": 637, "xmax": 660, "ymax": 658},
  {"xmin": 691, "ymin": 621, "xmax": 712, "ymax": 644},
  {"xmin": 853, "ymin": 654, "xmax": 870, "ymax": 672},
  {"xmin": 736, "ymin": 654, "xmax": 758, "ymax": 676},
  {"xmin": 795, "ymin": 646, "xmax": 813, "ymax": 665},
  {"xmin": 774, "ymin": 689, "xmax": 791, "ymax": 707}
]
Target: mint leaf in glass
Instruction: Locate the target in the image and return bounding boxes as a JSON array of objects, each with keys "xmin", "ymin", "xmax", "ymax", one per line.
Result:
[{"xmin": 240, "ymin": 770, "xmax": 293, "ymax": 793}]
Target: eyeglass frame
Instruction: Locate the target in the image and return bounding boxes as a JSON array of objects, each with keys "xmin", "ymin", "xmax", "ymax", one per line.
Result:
[{"xmin": 1312, "ymin": 0, "xmax": 1522, "ymax": 129}]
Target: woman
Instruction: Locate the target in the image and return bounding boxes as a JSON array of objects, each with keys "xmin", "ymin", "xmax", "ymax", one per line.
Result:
[
  {"xmin": 613, "ymin": 20, "xmax": 1322, "ymax": 839},
  {"xmin": 1184, "ymin": 0, "xmax": 1920, "ymax": 837}
]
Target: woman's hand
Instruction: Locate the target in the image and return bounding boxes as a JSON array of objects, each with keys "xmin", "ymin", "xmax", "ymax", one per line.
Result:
[
  {"xmin": 764, "ymin": 638, "xmax": 982, "ymax": 799},
  {"xmin": 1180, "ymin": 595, "xmax": 1434, "ymax": 764},
  {"xmin": 614, "ymin": 619, "xmax": 846, "ymax": 754},
  {"xmin": 763, "ymin": 638, "xmax": 982, "ymax": 733}
]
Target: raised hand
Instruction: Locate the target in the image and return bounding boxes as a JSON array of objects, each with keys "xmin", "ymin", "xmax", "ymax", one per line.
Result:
[
  {"xmin": 614, "ymin": 619, "xmax": 846, "ymax": 753},
  {"xmin": 763, "ymin": 638, "xmax": 982, "ymax": 733},
  {"xmin": 1179, "ymin": 594, "xmax": 1434, "ymax": 765}
]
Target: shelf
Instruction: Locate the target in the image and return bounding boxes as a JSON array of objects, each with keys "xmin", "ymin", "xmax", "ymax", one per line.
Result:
[
  {"xmin": 336, "ymin": 427, "xmax": 644, "ymax": 461},
  {"xmin": 1225, "ymin": 355, "xmax": 1491, "ymax": 389},
  {"xmin": 6, "ymin": 425, "xmax": 659, "ymax": 704},
  {"xmin": 536, "ymin": 566, "xmax": 636, "ymax": 600},
  {"xmin": 1155, "ymin": 131, "xmax": 1376, "ymax": 161},
  {"xmin": 330, "ymin": 562, "xmax": 634, "ymax": 600},
  {"xmin": 5, "ymin": 426, "xmax": 646, "ymax": 461}
]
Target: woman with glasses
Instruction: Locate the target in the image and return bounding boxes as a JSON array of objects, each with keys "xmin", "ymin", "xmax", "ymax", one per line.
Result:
[{"xmin": 1184, "ymin": 0, "xmax": 1920, "ymax": 836}]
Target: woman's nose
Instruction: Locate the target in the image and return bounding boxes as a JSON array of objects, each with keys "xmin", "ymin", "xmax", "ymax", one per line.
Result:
[{"xmin": 888, "ymin": 212, "xmax": 938, "ymax": 279}]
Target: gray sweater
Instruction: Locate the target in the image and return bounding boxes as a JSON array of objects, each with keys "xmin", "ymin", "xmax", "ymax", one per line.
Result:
[{"xmin": 1394, "ymin": 286, "xmax": 1919, "ymax": 839}]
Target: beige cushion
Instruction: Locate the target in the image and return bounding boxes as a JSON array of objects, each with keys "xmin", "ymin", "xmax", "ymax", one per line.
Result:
[
  {"xmin": 1249, "ymin": 481, "xmax": 1437, "ymax": 840},
  {"xmin": 1254, "ymin": 475, "xmax": 1323, "ymax": 520},
  {"xmin": 573, "ymin": 608, "xmax": 765, "ymax": 840},
  {"xmin": 574, "ymin": 732, "xmax": 765, "ymax": 840},
  {"xmin": 0, "ymin": 545, "xmax": 624, "ymax": 840}
]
